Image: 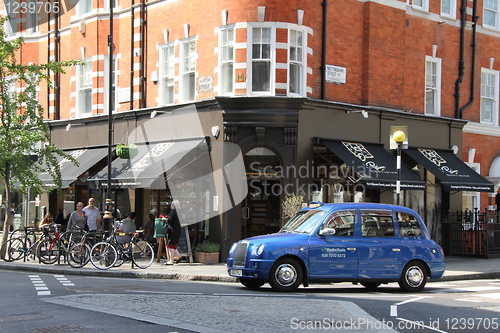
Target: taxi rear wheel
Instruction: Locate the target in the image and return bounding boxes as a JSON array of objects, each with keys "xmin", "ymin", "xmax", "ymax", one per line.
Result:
[
  {"xmin": 398, "ymin": 261, "xmax": 427, "ymax": 292},
  {"xmin": 239, "ymin": 277, "xmax": 266, "ymax": 289},
  {"xmin": 269, "ymin": 258, "xmax": 303, "ymax": 292}
]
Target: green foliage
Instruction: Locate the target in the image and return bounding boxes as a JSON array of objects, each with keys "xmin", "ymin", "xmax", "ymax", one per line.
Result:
[
  {"xmin": 0, "ymin": 16, "xmax": 80, "ymax": 246},
  {"xmin": 0, "ymin": 16, "xmax": 80, "ymax": 195},
  {"xmin": 194, "ymin": 241, "xmax": 220, "ymax": 253},
  {"xmin": 116, "ymin": 143, "xmax": 139, "ymax": 159}
]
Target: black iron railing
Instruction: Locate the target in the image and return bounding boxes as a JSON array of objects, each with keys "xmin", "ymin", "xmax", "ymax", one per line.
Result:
[{"xmin": 443, "ymin": 209, "xmax": 500, "ymax": 258}]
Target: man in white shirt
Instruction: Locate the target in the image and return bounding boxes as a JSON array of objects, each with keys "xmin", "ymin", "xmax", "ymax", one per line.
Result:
[{"xmin": 83, "ymin": 198, "xmax": 101, "ymax": 232}]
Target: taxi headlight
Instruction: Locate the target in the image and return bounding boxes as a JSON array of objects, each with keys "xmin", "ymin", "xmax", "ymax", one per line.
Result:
[{"xmin": 257, "ymin": 244, "xmax": 265, "ymax": 256}]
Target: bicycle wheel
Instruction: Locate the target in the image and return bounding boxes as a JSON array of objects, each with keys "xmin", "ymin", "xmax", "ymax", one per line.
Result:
[
  {"xmin": 90, "ymin": 242, "xmax": 117, "ymax": 270},
  {"xmin": 67, "ymin": 242, "xmax": 91, "ymax": 268},
  {"xmin": 37, "ymin": 238, "xmax": 60, "ymax": 264},
  {"xmin": 2, "ymin": 237, "xmax": 28, "ymax": 262},
  {"xmin": 131, "ymin": 241, "xmax": 154, "ymax": 269}
]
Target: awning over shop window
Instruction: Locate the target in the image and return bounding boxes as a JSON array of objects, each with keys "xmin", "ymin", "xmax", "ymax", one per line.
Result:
[
  {"xmin": 320, "ymin": 139, "xmax": 426, "ymax": 190},
  {"xmin": 404, "ymin": 147, "xmax": 494, "ymax": 192},
  {"xmin": 89, "ymin": 138, "xmax": 207, "ymax": 188},
  {"xmin": 40, "ymin": 147, "xmax": 109, "ymax": 188}
]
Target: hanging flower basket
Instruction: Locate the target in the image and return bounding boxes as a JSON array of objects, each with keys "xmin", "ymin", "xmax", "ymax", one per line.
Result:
[{"xmin": 116, "ymin": 144, "xmax": 139, "ymax": 159}]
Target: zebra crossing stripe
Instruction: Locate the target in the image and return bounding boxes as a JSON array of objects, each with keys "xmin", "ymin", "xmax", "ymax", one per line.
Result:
[{"xmin": 29, "ymin": 275, "xmax": 51, "ymax": 296}]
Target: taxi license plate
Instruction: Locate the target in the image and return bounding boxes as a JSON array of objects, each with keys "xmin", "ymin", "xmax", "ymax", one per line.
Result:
[{"xmin": 230, "ymin": 269, "xmax": 242, "ymax": 277}]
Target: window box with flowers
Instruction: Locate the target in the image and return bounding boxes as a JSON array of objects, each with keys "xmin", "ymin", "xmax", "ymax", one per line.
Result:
[{"xmin": 116, "ymin": 144, "xmax": 138, "ymax": 159}]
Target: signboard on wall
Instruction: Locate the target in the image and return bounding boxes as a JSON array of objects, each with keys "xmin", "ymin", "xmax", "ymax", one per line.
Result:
[
  {"xmin": 325, "ymin": 65, "xmax": 346, "ymax": 84},
  {"xmin": 198, "ymin": 75, "xmax": 213, "ymax": 92}
]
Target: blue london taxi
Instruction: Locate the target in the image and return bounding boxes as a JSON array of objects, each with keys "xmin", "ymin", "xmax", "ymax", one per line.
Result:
[{"xmin": 227, "ymin": 202, "xmax": 445, "ymax": 292}]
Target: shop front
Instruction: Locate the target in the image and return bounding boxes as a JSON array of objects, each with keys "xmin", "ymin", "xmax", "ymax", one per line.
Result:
[{"xmin": 31, "ymin": 97, "xmax": 495, "ymax": 258}]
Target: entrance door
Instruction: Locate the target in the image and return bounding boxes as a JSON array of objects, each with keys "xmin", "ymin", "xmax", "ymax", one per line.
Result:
[
  {"xmin": 243, "ymin": 147, "xmax": 282, "ymax": 238},
  {"xmin": 309, "ymin": 209, "xmax": 358, "ymax": 279}
]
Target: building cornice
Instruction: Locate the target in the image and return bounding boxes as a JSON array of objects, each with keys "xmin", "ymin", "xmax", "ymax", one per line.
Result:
[{"xmin": 463, "ymin": 122, "xmax": 500, "ymax": 137}]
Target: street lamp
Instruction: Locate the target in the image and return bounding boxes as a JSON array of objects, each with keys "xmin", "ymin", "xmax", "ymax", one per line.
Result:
[
  {"xmin": 393, "ymin": 130, "xmax": 406, "ymax": 206},
  {"xmin": 104, "ymin": 0, "xmax": 115, "ymax": 234}
]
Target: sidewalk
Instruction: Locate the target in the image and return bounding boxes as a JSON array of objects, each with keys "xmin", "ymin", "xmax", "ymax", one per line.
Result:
[{"xmin": 1, "ymin": 256, "xmax": 499, "ymax": 282}]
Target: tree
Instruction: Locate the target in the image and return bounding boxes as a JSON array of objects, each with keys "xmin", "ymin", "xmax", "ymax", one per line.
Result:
[
  {"xmin": 0, "ymin": 16, "xmax": 80, "ymax": 252},
  {"xmin": 282, "ymin": 194, "xmax": 304, "ymax": 221}
]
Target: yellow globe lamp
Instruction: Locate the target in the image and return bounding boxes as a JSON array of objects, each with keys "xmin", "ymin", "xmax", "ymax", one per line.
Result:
[{"xmin": 393, "ymin": 130, "xmax": 406, "ymax": 144}]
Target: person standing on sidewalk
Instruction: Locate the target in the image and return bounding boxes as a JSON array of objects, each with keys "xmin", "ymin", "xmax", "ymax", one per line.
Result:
[
  {"xmin": 164, "ymin": 201, "xmax": 181, "ymax": 265},
  {"xmin": 66, "ymin": 202, "xmax": 87, "ymax": 231},
  {"xmin": 83, "ymin": 198, "xmax": 101, "ymax": 233}
]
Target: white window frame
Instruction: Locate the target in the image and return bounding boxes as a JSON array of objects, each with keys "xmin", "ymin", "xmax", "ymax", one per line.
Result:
[
  {"xmin": 480, "ymin": 68, "xmax": 499, "ymax": 125},
  {"xmin": 484, "ymin": 0, "xmax": 500, "ymax": 29},
  {"xmin": 440, "ymin": 0, "xmax": 456, "ymax": 19},
  {"xmin": 77, "ymin": 0, "xmax": 93, "ymax": 17},
  {"xmin": 463, "ymin": 163, "xmax": 482, "ymax": 214},
  {"xmin": 288, "ymin": 28, "xmax": 306, "ymax": 96},
  {"xmin": 159, "ymin": 43, "xmax": 176, "ymax": 105},
  {"xmin": 247, "ymin": 23, "xmax": 275, "ymax": 95},
  {"xmin": 5, "ymin": 10, "xmax": 17, "ymax": 37},
  {"xmin": 76, "ymin": 59, "xmax": 93, "ymax": 117},
  {"xmin": 411, "ymin": 0, "xmax": 429, "ymax": 12},
  {"xmin": 104, "ymin": 55, "xmax": 117, "ymax": 114},
  {"xmin": 219, "ymin": 26, "xmax": 235, "ymax": 96},
  {"xmin": 26, "ymin": 0, "xmax": 38, "ymax": 34},
  {"xmin": 180, "ymin": 38, "xmax": 196, "ymax": 103},
  {"xmin": 425, "ymin": 56, "xmax": 441, "ymax": 116}
]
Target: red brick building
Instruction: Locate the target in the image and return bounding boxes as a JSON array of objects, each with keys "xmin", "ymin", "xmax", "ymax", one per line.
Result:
[{"xmin": 3, "ymin": 0, "xmax": 499, "ymax": 255}]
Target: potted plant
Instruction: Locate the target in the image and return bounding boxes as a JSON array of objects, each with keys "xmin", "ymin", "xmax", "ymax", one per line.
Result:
[
  {"xmin": 116, "ymin": 143, "xmax": 139, "ymax": 159},
  {"xmin": 194, "ymin": 241, "xmax": 220, "ymax": 264}
]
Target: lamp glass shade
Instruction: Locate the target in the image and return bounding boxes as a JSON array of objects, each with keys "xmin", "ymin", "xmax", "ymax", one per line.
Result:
[{"xmin": 393, "ymin": 130, "xmax": 406, "ymax": 143}]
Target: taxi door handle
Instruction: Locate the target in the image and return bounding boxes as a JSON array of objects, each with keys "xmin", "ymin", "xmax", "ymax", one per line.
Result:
[
  {"xmin": 392, "ymin": 248, "xmax": 401, "ymax": 252},
  {"xmin": 347, "ymin": 247, "xmax": 356, "ymax": 251}
]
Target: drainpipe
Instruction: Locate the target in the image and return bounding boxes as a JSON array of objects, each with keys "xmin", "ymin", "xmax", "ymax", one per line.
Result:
[
  {"xmin": 458, "ymin": 0, "xmax": 478, "ymax": 118},
  {"xmin": 54, "ymin": 4, "xmax": 60, "ymax": 120},
  {"xmin": 47, "ymin": 12, "xmax": 51, "ymax": 119},
  {"xmin": 140, "ymin": 0, "xmax": 147, "ymax": 109},
  {"xmin": 321, "ymin": 0, "xmax": 328, "ymax": 100},
  {"xmin": 130, "ymin": 0, "xmax": 135, "ymax": 110},
  {"xmin": 454, "ymin": 0, "xmax": 467, "ymax": 119}
]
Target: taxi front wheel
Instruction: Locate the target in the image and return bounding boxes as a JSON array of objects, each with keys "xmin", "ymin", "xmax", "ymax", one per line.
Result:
[
  {"xmin": 239, "ymin": 277, "xmax": 266, "ymax": 289},
  {"xmin": 269, "ymin": 258, "xmax": 303, "ymax": 292},
  {"xmin": 398, "ymin": 261, "xmax": 427, "ymax": 292}
]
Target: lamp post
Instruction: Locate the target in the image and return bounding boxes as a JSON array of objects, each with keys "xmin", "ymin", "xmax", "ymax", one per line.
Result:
[
  {"xmin": 103, "ymin": 0, "xmax": 115, "ymax": 233},
  {"xmin": 393, "ymin": 130, "xmax": 406, "ymax": 206}
]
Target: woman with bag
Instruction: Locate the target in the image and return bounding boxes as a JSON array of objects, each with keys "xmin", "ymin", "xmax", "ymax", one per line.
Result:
[
  {"xmin": 164, "ymin": 201, "xmax": 181, "ymax": 265},
  {"xmin": 67, "ymin": 202, "xmax": 88, "ymax": 231}
]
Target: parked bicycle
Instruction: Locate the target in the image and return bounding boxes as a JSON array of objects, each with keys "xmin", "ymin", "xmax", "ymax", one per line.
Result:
[
  {"xmin": 66, "ymin": 231, "xmax": 102, "ymax": 268},
  {"xmin": 1, "ymin": 224, "xmax": 52, "ymax": 262},
  {"xmin": 90, "ymin": 231, "xmax": 154, "ymax": 270}
]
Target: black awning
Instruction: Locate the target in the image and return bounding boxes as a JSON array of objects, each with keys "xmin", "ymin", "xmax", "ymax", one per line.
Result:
[
  {"xmin": 90, "ymin": 138, "xmax": 207, "ymax": 188},
  {"xmin": 404, "ymin": 147, "xmax": 494, "ymax": 192},
  {"xmin": 40, "ymin": 147, "xmax": 109, "ymax": 188},
  {"xmin": 320, "ymin": 139, "xmax": 426, "ymax": 190}
]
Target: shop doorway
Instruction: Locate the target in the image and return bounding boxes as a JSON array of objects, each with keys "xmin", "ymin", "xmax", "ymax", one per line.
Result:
[{"xmin": 243, "ymin": 147, "xmax": 282, "ymax": 238}]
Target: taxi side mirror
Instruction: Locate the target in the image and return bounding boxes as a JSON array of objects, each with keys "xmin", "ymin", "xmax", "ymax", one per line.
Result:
[{"xmin": 319, "ymin": 228, "xmax": 336, "ymax": 236}]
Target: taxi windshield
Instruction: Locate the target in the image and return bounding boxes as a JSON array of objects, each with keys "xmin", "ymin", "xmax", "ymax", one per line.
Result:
[{"xmin": 280, "ymin": 210, "xmax": 328, "ymax": 234}]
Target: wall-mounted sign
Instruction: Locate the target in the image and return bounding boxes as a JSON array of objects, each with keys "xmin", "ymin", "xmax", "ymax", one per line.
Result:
[
  {"xmin": 325, "ymin": 65, "xmax": 346, "ymax": 84},
  {"xmin": 117, "ymin": 87, "xmax": 131, "ymax": 104},
  {"xmin": 198, "ymin": 75, "xmax": 213, "ymax": 93}
]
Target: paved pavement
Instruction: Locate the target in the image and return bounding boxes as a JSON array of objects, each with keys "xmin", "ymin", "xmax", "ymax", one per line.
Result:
[
  {"xmin": 1, "ymin": 256, "xmax": 500, "ymax": 333},
  {"xmin": 0, "ymin": 255, "xmax": 499, "ymax": 282}
]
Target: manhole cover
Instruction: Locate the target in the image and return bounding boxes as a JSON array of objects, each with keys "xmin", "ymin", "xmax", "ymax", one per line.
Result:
[
  {"xmin": 0, "ymin": 313, "xmax": 48, "ymax": 322},
  {"xmin": 30, "ymin": 324, "xmax": 87, "ymax": 332}
]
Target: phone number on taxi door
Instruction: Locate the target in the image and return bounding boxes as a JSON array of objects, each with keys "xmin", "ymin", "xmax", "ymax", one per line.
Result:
[
  {"xmin": 321, "ymin": 253, "xmax": 346, "ymax": 258},
  {"xmin": 5, "ymin": 1, "xmax": 60, "ymax": 14}
]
